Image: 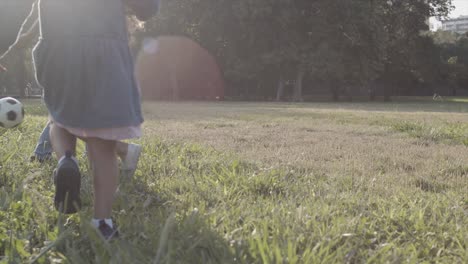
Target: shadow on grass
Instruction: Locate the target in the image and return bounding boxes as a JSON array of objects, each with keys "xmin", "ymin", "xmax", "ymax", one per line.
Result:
[{"xmin": 33, "ymin": 168, "xmax": 245, "ymax": 264}]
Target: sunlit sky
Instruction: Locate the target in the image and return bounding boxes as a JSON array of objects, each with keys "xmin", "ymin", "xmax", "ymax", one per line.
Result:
[
  {"xmin": 450, "ymin": 0, "xmax": 468, "ymax": 17},
  {"xmin": 430, "ymin": 0, "xmax": 468, "ymax": 30}
]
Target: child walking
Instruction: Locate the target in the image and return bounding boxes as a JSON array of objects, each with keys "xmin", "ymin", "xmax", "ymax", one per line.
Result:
[
  {"xmin": 33, "ymin": 121, "xmax": 143, "ymax": 179},
  {"xmin": 3, "ymin": 0, "xmax": 159, "ymax": 240},
  {"xmin": 1, "ymin": 2, "xmax": 144, "ymax": 176}
]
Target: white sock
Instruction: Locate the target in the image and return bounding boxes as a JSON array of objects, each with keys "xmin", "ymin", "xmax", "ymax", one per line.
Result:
[{"xmin": 92, "ymin": 218, "xmax": 113, "ymax": 228}]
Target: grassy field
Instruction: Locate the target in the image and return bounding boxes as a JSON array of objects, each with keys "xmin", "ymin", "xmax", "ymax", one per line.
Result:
[{"xmin": 0, "ymin": 99, "xmax": 467, "ymax": 263}]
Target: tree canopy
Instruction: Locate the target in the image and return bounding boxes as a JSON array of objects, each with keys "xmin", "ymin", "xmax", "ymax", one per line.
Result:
[
  {"xmin": 135, "ymin": 0, "xmax": 457, "ymax": 100},
  {"xmin": 2, "ymin": 0, "xmax": 464, "ymax": 99}
]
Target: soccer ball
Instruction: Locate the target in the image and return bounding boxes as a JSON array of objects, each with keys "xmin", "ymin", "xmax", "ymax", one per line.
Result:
[{"xmin": 0, "ymin": 97, "xmax": 24, "ymax": 128}]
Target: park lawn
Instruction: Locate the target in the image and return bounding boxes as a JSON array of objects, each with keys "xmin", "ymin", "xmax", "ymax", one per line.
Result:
[{"xmin": 0, "ymin": 100, "xmax": 466, "ymax": 263}]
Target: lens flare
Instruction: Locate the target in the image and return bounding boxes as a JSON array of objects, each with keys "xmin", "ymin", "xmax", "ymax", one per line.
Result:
[{"xmin": 135, "ymin": 36, "xmax": 224, "ymax": 101}]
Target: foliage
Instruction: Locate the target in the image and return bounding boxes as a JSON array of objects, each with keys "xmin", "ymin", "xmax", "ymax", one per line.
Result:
[{"xmin": 134, "ymin": 0, "xmax": 454, "ymax": 100}]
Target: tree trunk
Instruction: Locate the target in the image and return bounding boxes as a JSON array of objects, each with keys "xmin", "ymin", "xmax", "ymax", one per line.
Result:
[
  {"xmin": 15, "ymin": 52, "xmax": 27, "ymax": 98},
  {"xmin": 383, "ymin": 84, "xmax": 391, "ymax": 102},
  {"xmin": 368, "ymin": 83, "xmax": 376, "ymax": 101},
  {"xmin": 170, "ymin": 68, "xmax": 179, "ymax": 101},
  {"xmin": 0, "ymin": 74, "xmax": 5, "ymax": 95},
  {"xmin": 332, "ymin": 89, "xmax": 339, "ymax": 101},
  {"xmin": 330, "ymin": 80, "xmax": 339, "ymax": 101},
  {"xmin": 293, "ymin": 68, "xmax": 304, "ymax": 102},
  {"xmin": 12, "ymin": 51, "xmax": 28, "ymax": 98},
  {"xmin": 383, "ymin": 66, "xmax": 392, "ymax": 102},
  {"xmin": 276, "ymin": 75, "xmax": 285, "ymax": 101},
  {"xmin": 345, "ymin": 85, "xmax": 352, "ymax": 102}
]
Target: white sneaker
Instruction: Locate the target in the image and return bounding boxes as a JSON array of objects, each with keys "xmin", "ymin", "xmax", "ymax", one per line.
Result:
[{"xmin": 121, "ymin": 143, "xmax": 142, "ymax": 178}]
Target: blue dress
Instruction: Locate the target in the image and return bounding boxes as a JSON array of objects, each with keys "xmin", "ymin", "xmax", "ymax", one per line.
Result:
[{"xmin": 33, "ymin": 0, "xmax": 143, "ymax": 129}]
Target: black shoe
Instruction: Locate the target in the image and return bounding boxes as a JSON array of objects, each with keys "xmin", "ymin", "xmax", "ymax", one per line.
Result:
[
  {"xmin": 98, "ymin": 220, "xmax": 119, "ymax": 240},
  {"xmin": 54, "ymin": 151, "xmax": 81, "ymax": 214}
]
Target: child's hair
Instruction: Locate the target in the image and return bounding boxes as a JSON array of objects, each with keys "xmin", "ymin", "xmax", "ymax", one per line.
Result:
[{"xmin": 125, "ymin": 0, "xmax": 160, "ymax": 21}]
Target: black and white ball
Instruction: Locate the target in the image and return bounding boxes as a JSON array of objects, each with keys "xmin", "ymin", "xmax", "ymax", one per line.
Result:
[{"xmin": 0, "ymin": 97, "xmax": 24, "ymax": 128}]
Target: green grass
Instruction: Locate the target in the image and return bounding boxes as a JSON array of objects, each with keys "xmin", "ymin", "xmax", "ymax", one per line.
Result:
[
  {"xmin": 389, "ymin": 121, "xmax": 468, "ymax": 146},
  {"xmin": 447, "ymin": 98, "xmax": 468, "ymax": 103},
  {"xmin": 0, "ymin": 101, "xmax": 467, "ymax": 263}
]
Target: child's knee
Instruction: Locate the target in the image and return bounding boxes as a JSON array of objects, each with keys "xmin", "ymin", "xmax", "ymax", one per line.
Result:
[{"xmin": 86, "ymin": 138, "xmax": 117, "ymax": 155}]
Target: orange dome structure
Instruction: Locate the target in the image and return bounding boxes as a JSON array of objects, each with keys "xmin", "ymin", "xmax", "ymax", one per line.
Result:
[{"xmin": 135, "ymin": 36, "xmax": 225, "ymax": 101}]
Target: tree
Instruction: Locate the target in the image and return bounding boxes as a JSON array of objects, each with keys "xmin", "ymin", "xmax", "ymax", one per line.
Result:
[
  {"xmin": 134, "ymin": 0, "xmax": 454, "ymax": 100},
  {"xmin": 369, "ymin": 0, "xmax": 453, "ymax": 100}
]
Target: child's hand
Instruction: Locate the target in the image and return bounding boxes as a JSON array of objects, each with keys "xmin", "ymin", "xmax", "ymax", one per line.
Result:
[{"xmin": 125, "ymin": 0, "xmax": 160, "ymax": 21}]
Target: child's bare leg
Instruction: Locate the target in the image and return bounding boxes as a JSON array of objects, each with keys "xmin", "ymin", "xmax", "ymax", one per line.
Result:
[
  {"xmin": 49, "ymin": 122, "xmax": 76, "ymax": 158},
  {"xmin": 116, "ymin": 141, "xmax": 128, "ymax": 160},
  {"xmin": 116, "ymin": 141, "xmax": 142, "ymax": 177},
  {"xmin": 50, "ymin": 122, "xmax": 80, "ymax": 214},
  {"xmin": 89, "ymin": 141, "xmax": 128, "ymax": 161},
  {"xmin": 86, "ymin": 138, "xmax": 118, "ymax": 219}
]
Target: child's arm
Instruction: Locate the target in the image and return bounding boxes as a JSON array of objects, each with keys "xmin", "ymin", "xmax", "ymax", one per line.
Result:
[{"xmin": 125, "ymin": 0, "xmax": 160, "ymax": 21}]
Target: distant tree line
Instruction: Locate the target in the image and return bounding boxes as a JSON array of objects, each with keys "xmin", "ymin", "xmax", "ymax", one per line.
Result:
[
  {"xmin": 135, "ymin": 0, "xmax": 467, "ymax": 101},
  {"xmin": 432, "ymin": 30, "xmax": 468, "ymax": 96},
  {"xmin": 3, "ymin": 0, "xmax": 468, "ymax": 101}
]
